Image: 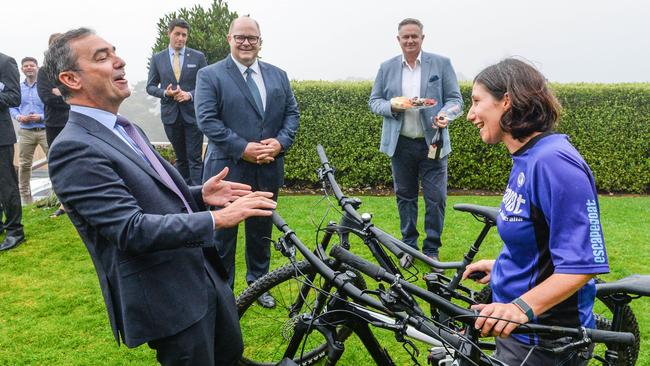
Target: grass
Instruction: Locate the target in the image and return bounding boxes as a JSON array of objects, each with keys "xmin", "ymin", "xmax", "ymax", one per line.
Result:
[{"xmin": 0, "ymin": 194, "xmax": 648, "ymax": 365}]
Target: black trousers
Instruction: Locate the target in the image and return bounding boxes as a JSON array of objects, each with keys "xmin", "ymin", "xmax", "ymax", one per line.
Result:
[
  {"xmin": 495, "ymin": 336, "xmax": 593, "ymax": 366},
  {"xmin": 216, "ymin": 188, "xmax": 278, "ymax": 289},
  {"xmin": 46, "ymin": 125, "xmax": 65, "ymax": 147},
  {"xmin": 147, "ymin": 271, "xmax": 243, "ymax": 366},
  {"xmin": 0, "ymin": 145, "xmax": 23, "ymax": 235},
  {"xmin": 164, "ymin": 117, "xmax": 204, "ymax": 186}
]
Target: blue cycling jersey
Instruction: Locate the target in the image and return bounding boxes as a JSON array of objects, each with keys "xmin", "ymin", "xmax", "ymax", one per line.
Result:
[{"xmin": 491, "ymin": 133, "xmax": 610, "ymax": 345}]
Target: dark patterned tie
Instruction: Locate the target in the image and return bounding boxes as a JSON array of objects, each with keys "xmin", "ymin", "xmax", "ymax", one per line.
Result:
[
  {"xmin": 115, "ymin": 115, "xmax": 192, "ymax": 213},
  {"xmin": 245, "ymin": 68, "xmax": 264, "ymax": 114}
]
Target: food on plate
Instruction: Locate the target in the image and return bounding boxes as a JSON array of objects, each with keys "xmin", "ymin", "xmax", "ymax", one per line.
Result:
[{"xmin": 390, "ymin": 96, "xmax": 437, "ymax": 109}]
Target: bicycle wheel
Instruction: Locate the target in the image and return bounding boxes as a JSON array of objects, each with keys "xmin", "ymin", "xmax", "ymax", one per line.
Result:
[
  {"xmin": 473, "ymin": 283, "xmax": 640, "ymax": 366},
  {"xmin": 236, "ymin": 260, "xmax": 367, "ymax": 366}
]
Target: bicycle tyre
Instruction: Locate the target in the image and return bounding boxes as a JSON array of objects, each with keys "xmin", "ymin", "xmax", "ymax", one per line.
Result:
[
  {"xmin": 473, "ymin": 283, "xmax": 640, "ymax": 366},
  {"xmin": 236, "ymin": 260, "xmax": 367, "ymax": 366}
]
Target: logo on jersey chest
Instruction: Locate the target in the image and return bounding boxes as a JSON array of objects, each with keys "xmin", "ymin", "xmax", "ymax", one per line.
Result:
[
  {"xmin": 502, "ymin": 185, "xmax": 526, "ymax": 215},
  {"xmin": 517, "ymin": 172, "xmax": 525, "ymax": 187}
]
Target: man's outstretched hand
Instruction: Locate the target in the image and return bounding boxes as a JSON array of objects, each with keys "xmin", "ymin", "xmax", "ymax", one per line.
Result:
[
  {"xmin": 202, "ymin": 167, "xmax": 253, "ymax": 207},
  {"xmin": 211, "ymin": 192, "xmax": 276, "ymax": 228}
]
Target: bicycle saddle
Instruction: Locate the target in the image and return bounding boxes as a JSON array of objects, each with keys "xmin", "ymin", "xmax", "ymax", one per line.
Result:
[
  {"xmin": 453, "ymin": 203, "xmax": 499, "ymax": 223},
  {"xmin": 596, "ymin": 275, "xmax": 650, "ymax": 297}
]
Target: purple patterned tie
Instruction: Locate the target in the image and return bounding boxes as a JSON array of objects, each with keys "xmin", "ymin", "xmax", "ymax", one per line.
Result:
[{"xmin": 115, "ymin": 115, "xmax": 193, "ymax": 213}]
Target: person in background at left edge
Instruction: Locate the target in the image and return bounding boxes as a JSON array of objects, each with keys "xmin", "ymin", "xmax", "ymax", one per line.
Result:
[{"xmin": 0, "ymin": 51, "xmax": 24, "ymax": 251}]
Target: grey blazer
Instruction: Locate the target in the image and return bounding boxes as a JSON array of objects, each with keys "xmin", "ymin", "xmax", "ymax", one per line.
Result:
[
  {"xmin": 369, "ymin": 51, "xmax": 463, "ymax": 158},
  {"xmin": 48, "ymin": 112, "xmax": 225, "ymax": 347}
]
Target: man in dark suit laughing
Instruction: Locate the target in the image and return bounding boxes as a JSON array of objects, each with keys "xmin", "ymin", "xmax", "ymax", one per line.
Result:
[{"xmin": 45, "ymin": 28, "xmax": 276, "ymax": 365}]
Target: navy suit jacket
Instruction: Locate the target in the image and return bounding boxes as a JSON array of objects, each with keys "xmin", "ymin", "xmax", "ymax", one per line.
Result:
[
  {"xmin": 146, "ymin": 47, "xmax": 207, "ymax": 124},
  {"xmin": 195, "ymin": 55, "xmax": 299, "ymax": 189},
  {"xmin": 48, "ymin": 111, "xmax": 225, "ymax": 347},
  {"xmin": 0, "ymin": 52, "xmax": 21, "ymax": 146}
]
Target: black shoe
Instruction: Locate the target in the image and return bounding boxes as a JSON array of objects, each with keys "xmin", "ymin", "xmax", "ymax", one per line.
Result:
[
  {"xmin": 428, "ymin": 253, "xmax": 444, "ymax": 274},
  {"xmin": 256, "ymin": 291, "xmax": 276, "ymax": 309},
  {"xmin": 50, "ymin": 208, "xmax": 66, "ymax": 218},
  {"xmin": 0, "ymin": 234, "xmax": 25, "ymax": 251}
]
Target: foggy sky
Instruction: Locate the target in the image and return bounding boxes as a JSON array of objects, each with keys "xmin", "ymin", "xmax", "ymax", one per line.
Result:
[{"xmin": 3, "ymin": 0, "xmax": 648, "ymax": 84}]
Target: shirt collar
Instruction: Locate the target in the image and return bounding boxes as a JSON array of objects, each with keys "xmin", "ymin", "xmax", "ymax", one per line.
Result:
[
  {"xmin": 231, "ymin": 54, "xmax": 261, "ymax": 76},
  {"xmin": 401, "ymin": 52, "xmax": 422, "ymax": 67},
  {"xmin": 169, "ymin": 46, "xmax": 186, "ymax": 56},
  {"xmin": 71, "ymin": 105, "xmax": 120, "ymax": 130},
  {"xmin": 22, "ymin": 79, "xmax": 37, "ymax": 88}
]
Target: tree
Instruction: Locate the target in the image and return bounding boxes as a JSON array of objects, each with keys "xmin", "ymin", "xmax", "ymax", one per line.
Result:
[{"xmin": 151, "ymin": 0, "xmax": 238, "ymax": 64}]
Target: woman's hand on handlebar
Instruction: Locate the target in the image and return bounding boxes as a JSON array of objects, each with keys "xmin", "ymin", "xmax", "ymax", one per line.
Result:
[
  {"xmin": 471, "ymin": 302, "xmax": 529, "ymax": 338},
  {"xmin": 462, "ymin": 259, "xmax": 495, "ymax": 284}
]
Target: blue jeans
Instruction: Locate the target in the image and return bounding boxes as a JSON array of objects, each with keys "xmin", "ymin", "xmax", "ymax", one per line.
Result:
[{"xmin": 391, "ymin": 136, "xmax": 448, "ymax": 256}]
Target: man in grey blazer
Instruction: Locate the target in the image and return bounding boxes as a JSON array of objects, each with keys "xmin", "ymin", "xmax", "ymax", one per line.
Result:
[
  {"xmin": 45, "ymin": 28, "xmax": 276, "ymax": 365},
  {"xmin": 147, "ymin": 18, "xmax": 207, "ymax": 185},
  {"xmin": 0, "ymin": 51, "xmax": 24, "ymax": 251},
  {"xmin": 369, "ymin": 18, "xmax": 463, "ymax": 269},
  {"xmin": 195, "ymin": 16, "xmax": 300, "ymax": 308}
]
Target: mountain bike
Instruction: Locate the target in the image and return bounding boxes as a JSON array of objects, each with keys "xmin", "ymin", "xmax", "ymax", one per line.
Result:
[{"xmin": 239, "ymin": 210, "xmax": 635, "ymax": 365}]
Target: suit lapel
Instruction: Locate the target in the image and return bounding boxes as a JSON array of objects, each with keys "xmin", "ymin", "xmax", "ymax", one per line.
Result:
[
  {"xmin": 394, "ymin": 57, "xmax": 404, "ymax": 97},
  {"xmin": 225, "ymin": 56, "xmax": 264, "ymax": 118},
  {"xmin": 164, "ymin": 49, "xmax": 175, "ymax": 81},
  {"xmin": 69, "ymin": 112, "xmax": 177, "ymax": 196},
  {"xmin": 179, "ymin": 49, "xmax": 192, "ymax": 82},
  {"xmin": 136, "ymin": 124, "xmax": 200, "ymax": 211},
  {"xmin": 420, "ymin": 53, "xmax": 432, "ymax": 97},
  {"xmin": 259, "ymin": 61, "xmax": 271, "ymax": 121}
]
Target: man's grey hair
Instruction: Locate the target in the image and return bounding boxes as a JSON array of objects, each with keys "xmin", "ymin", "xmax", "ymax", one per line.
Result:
[
  {"xmin": 398, "ymin": 18, "xmax": 423, "ymax": 31},
  {"xmin": 43, "ymin": 27, "xmax": 95, "ymax": 99}
]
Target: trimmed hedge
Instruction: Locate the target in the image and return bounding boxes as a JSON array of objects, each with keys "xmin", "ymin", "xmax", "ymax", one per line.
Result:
[{"xmin": 283, "ymin": 81, "xmax": 649, "ymax": 193}]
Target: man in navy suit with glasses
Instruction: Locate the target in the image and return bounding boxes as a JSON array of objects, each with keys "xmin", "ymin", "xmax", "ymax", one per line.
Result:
[{"xmin": 195, "ymin": 16, "xmax": 300, "ymax": 309}]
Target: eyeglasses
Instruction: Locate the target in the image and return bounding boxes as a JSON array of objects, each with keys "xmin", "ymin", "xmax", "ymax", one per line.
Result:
[{"xmin": 233, "ymin": 35, "xmax": 261, "ymax": 45}]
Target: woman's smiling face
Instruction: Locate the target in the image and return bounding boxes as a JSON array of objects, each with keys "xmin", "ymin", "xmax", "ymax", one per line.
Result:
[{"xmin": 467, "ymin": 82, "xmax": 509, "ymax": 145}]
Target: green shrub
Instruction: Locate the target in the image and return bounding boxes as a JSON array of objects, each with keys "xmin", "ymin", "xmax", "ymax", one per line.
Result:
[
  {"xmin": 285, "ymin": 81, "xmax": 650, "ymax": 193},
  {"xmin": 155, "ymin": 82, "xmax": 649, "ymax": 193}
]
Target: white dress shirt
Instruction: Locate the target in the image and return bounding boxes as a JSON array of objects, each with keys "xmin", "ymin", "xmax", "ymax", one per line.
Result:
[
  {"xmin": 231, "ymin": 56, "xmax": 267, "ymax": 111},
  {"xmin": 400, "ymin": 52, "xmax": 424, "ymax": 139}
]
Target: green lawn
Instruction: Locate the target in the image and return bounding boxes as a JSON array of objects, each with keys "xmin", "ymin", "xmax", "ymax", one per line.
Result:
[{"xmin": 0, "ymin": 195, "xmax": 648, "ymax": 365}]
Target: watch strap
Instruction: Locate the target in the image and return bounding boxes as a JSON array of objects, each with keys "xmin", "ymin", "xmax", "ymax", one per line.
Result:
[{"xmin": 512, "ymin": 297, "xmax": 534, "ymax": 322}]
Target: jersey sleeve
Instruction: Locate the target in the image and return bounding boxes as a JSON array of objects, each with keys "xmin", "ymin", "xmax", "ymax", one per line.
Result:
[{"xmin": 531, "ymin": 148, "xmax": 610, "ymax": 275}]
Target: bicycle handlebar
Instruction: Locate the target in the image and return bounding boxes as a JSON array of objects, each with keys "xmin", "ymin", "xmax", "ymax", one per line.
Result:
[
  {"xmin": 271, "ymin": 211, "xmax": 479, "ymax": 352},
  {"xmin": 328, "ymin": 244, "xmax": 635, "ymax": 346},
  {"xmin": 316, "ymin": 145, "xmax": 405, "ymax": 259},
  {"xmin": 316, "ymin": 144, "xmax": 464, "ymax": 269}
]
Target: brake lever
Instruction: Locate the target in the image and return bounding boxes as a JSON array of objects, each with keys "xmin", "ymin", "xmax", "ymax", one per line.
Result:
[
  {"xmin": 273, "ymin": 237, "xmax": 296, "ymax": 260},
  {"xmin": 551, "ymin": 327, "xmax": 591, "ymax": 354}
]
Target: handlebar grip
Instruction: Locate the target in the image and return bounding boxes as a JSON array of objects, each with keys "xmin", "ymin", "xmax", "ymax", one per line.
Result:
[
  {"xmin": 468, "ymin": 271, "xmax": 487, "ymax": 281},
  {"xmin": 329, "ymin": 244, "xmax": 386, "ymax": 279},
  {"xmin": 519, "ymin": 324, "xmax": 635, "ymax": 346},
  {"xmin": 587, "ymin": 328, "xmax": 635, "ymax": 345},
  {"xmin": 271, "ymin": 211, "xmax": 288, "ymax": 231},
  {"xmin": 371, "ymin": 229, "xmax": 405, "ymax": 258},
  {"xmin": 316, "ymin": 144, "xmax": 328, "ymax": 164}
]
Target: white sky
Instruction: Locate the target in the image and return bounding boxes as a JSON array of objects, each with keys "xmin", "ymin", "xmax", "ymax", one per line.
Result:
[{"xmin": 2, "ymin": 0, "xmax": 649, "ymax": 84}]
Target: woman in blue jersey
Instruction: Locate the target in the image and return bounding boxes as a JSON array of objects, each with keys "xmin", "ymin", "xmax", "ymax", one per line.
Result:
[{"xmin": 463, "ymin": 58, "xmax": 609, "ymax": 365}]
